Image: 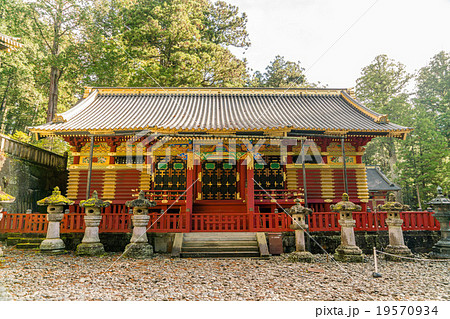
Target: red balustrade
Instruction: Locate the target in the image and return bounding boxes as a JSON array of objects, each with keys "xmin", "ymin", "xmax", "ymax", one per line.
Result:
[
  {"xmin": 147, "ymin": 213, "xmax": 187, "ymax": 232},
  {"xmin": 253, "ymin": 213, "xmax": 290, "ymax": 231},
  {"xmin": 0, "ymin": 211, "xmax": 441, "ymax": 234},
  {"xmin": 191, "ymin": 213, "xmax": 248, "ymax": 232},
  {"xmin": 401, "ymin": 211, "xmax": 440, "ymax": 230},
  {"xmin": 309, "ymin": 212, "xmax": 340, "ymax": 231}
]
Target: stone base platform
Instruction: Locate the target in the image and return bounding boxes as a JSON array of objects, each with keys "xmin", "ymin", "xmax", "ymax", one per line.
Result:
[
  {"xmin": 384, "ymin": 245, "xmax": 412, "ymax": 261},
  {"xmin": 334, "ymin": 245, "xmax": 364, "ymax": 262},
  {"xmin": 288, "ymin": 251, "xmax": 313, "ymax": 262},
  {"xmin": 76, "ymin": 243, "xmax": 105, "ymax": 256},
  {"xmin": 40, "ymin": 239, "xmax": 66, "ymax": 255},
  {"xmin": 123, "ymin": 242, "xmax": 153, "ymax": 259}
]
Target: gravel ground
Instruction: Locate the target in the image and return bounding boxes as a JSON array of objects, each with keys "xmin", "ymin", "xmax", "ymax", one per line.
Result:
[{"xmin": 0, "ymin": 247, "xmax": 449, "ymax": 301}]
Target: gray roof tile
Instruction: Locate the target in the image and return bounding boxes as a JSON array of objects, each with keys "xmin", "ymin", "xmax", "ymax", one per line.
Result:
[{"xmin": 30, "ymin": 88, "xmax": 411, "ymax": 135}]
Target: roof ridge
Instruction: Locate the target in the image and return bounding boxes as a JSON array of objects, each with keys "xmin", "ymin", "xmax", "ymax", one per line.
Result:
[{"xmin": 83, "ymin": 86, "xmax": 349, "ymax": 98}]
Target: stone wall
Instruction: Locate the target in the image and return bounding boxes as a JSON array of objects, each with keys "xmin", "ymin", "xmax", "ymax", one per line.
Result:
[
  {"xmin": 1, "ymin": 231, "xmax": 439, "ymax": 255},
  {"xmin": 0, "ymin": 140, "xmax": 68, "ymax": 213},
  {"xmin": 281, "ymin": 231, "xmax": 440, "ymax": 254}
]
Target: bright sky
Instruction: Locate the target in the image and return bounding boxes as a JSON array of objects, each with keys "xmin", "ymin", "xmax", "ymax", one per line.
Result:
[{"xmin": 228, "ymin": 0, "xmax": 450, "ymax": 88}]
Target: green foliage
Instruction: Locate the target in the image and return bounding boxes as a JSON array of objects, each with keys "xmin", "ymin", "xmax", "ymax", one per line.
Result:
[
  {"xmin": 1, "ymin": 0, "xmax": 251, "ymax": 134},
  {"xmin": 357, "ymin": 53, "xmax": 450, "ymax": 209},
  {"xmin": 356, "ymin": 55, "xmax": 412, "ymax": 179},
  {"xmin": 9, "ymin": 131, "xmax": 31, "ymax": 143},
  {"xmin": 32, "ymin": 136, "xmax": 70, "ymax": 156},
  {"xmin": 356, "ymin": 55, "xmax": 412, "ymax": 123},
  {"xmin": 249, "ymin": 55, "xmax": 308, "ymax": 87},
  {"xmin": 81, "ymin": 0, "xmax": 250, "ymax": 87},
  {"xmin": 415, "ymin": 51, "xmax": 450, "ymax": 142},
  {"xmin": 397, "ymin": 107, "xmax": 449, "ymax": 209}
]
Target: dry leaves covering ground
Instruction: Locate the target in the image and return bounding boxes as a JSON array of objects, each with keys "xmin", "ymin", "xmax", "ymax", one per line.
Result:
[{"xmin": 0, "ymin": 247, "xmax": 449, "ymax": 301}]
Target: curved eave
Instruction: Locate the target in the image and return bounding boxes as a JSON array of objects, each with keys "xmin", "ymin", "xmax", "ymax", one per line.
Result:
[
  {"xmin": 340, "ymin": 91, "xmax": 389, "ymax": 123},
  {"xmin": 29, "ymin": 125, "xmax": 413, "ymax": 139}
]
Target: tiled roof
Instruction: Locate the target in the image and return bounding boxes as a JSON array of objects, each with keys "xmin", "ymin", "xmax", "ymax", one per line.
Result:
[
  {"xmin": 366, "ymin": 166, "xmax": 401, "ymax": 192},
  {"xmin": 30, "ymin": 87, "xmax": 412, "ymax": 137}
]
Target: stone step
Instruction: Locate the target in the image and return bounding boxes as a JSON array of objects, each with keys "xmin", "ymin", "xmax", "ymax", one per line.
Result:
[
  {"xmin": 15, "ymin": 243, "xmax": 41, "ymax": 250},
  {"xmin": 183, "ymin": 234, "xmax": 256, "ymax": 241},
  {"xmin": 180, "ymin": 251, "xmax": 260, "ymax": 258},
  {"xmin": 183, "ymin": 241, "xmax": 258, "ymax": 247},
  {"xmin": 6, "ymin": 237, "xmax": 44, "ymax": 246},
  {"xmin": 183, "ymin": 232, "xmax": 256, "ymax": 238},
  {"xmin": 19, "ymin": 238, "xmax": 44, "ymax": 243},
  {"xmin": 182, "ymin": 245, "xmax": 259, "ymax": 252},
  {"xmin": 173, "ymin": 232, "xmax": 269, "ymax": 258},
  {"xmin": 5, "ymin": 237, "xmax": 22, "ymax": 246}
]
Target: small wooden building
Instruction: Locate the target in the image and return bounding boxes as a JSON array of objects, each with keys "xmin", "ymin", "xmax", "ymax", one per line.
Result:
[
  {"xmin": 29, "ymin": 87, "xmax": 411, "ymax": 232},
  {"xmin": 366, "ymin": 166, "xmax": 401, "ymax": 212}
]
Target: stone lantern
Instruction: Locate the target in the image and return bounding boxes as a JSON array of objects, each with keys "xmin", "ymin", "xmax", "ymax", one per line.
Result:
[
  {"xmin": 378, "ymin": 192, "xmax": 412, "ymax": 260},
  {"xmin": 0, "ymin": 187, "xmax": 15, "ymax": 257},
  {"xmin": 428, "ymin": 186, "xmax": 450, "ymax": 259},
  {"xmin": 331, "ymin": 193, "xmax": 364, "ymax": 262},
  {"xmin": 287, "ymin": 198, "xmax": 313, "ymax": 262},
  {"xmin": 124, "ymin": 191, "xmax": 156, "ymax": 258},
  {"xmin": 37, "ymin": 186, "xmax": 74, "ymax": 254},
  {"xmin": 76, "ymin": 190, "xmax": 111, "ymax": 256}
]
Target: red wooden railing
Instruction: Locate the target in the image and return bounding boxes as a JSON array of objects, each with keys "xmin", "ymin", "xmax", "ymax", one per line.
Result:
[
  {"xmin": 191, "ymin": 213, "xmax": 248, "ymax": 232},
  {"xmin": 0, "ymin": 211, "xmax": 441, "ymax": 234}
]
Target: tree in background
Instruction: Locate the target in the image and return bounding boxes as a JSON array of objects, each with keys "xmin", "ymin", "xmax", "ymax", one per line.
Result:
[
  {"xmin": 356, "ymin": 54, "xmax": 412, "ymax": 180},
  {"xmin": 397, "ymin": 52, "xmax": 449, "ymax": 209},
  {"xmin": 0, "ymin": 0, "xmax": 46, "ymax": 133},
  {"xmin": 249, "ymin": 55, "xmax": 308, "ymax": 87},
  {"xmin": 27, "ymin": 0, "xmax": 88, "ymax": 122},
  {"xmin": 81, "ymin": 0, "xmax": 250, "ymax": 87},
  {"xmin": 415, "ymin": 51, "xmax": 450, "ymax": 143},
  {"xmin": 0, "ymin": 0, "xmax": 251, "ymax": 132}
]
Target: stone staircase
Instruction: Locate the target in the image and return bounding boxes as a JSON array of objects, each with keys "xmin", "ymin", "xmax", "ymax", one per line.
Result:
[
  {"xmin": 6, "ymin": 236, "xmax": 44, "ymax": 250},
  {"xmin": 172, "ymin": 232, "xmax": 269, "ymax": 258}
]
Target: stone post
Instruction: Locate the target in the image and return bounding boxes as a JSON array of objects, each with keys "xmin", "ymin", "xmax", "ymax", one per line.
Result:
[
  {"xmin": 37, "ymin": 187, "xmax": 74, "ymax": 254},
  {"xmin": 0, "ymin": 187, "xmax": 15, "ymax": 258},
  {"xmin": 378, "ymin": 193, "xmax": 412, "ymax": 261},
  {"xmin": 124, "ymin": 191, "xmax": 156, "ymax": 258},
  {"xmin": 288, "ymin": 198, "xmax": 313, "ymax": 262},
  {"xmin": 76, "ymin": 191, "xmax": 111, "ymax": 256},
  {"xmin": 332, "ymin": 193, "xmax": 364, "ymax": 262},
  {"xmin": 428, "ymin": 187, "xmax": 450, "ymax": 259}
]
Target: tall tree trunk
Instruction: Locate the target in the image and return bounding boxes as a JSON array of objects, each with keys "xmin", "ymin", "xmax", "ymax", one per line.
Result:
[
  {"xmin": 387, "ymin": 139, "xmax": 397, "ymax": 180},
  {"xmin": 0, "ymin": 75, "xmax": 12, "ymax": 126},
  {"xmin": 47, "ymin": 66, "xmax": 61, "ymax": 122},
  {"xmin": 416, "ymin": 183, "xmax": 422, "ymax": 210}
]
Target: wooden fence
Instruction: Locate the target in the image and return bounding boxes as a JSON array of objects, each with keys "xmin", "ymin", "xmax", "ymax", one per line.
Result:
[{"xmin": 0, "ymin": 133, "xmax": 67, "ymax": 169}]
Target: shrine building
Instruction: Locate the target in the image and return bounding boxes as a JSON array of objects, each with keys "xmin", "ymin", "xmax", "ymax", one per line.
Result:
[{"xmin": 29, "ymin": 87, "xmax": 412, "ymax": 233}]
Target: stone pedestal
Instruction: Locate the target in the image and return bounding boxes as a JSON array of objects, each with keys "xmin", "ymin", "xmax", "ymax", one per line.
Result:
[
  {"xmin": 378, "ymin": 193, "xmax": 412, "ymax": 261},
  {"xmin": 76, "ymin": 215, "xmax": 104, "ymax": 256},
  {"xmin": 428, "ymin": 187, "xmax": 450, "ymax": 259},
  {"xmin": 287, "ymin": 199, "xmax": 313, "ymax": 262},
  {"xmin": 37, "ymin": 187, "xmax": 73, "ymax": 254},
  {"xmin": 334, "ymin": 216, "xmax": 364, "ymax": 262},
  {"xmin": 430, "ymin": 213, "xmax": 450, "ymax": 258},
  {"xmin": 124, "ymin": 214, "xmax": 153, "ymax": 259},
  {"xmin": 384, "ymin": 214, "xmax": 412, "ymax": 261},
  {"xmin": 40, "ymin": 209, "xmax": 65, "ymax": 254}
]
